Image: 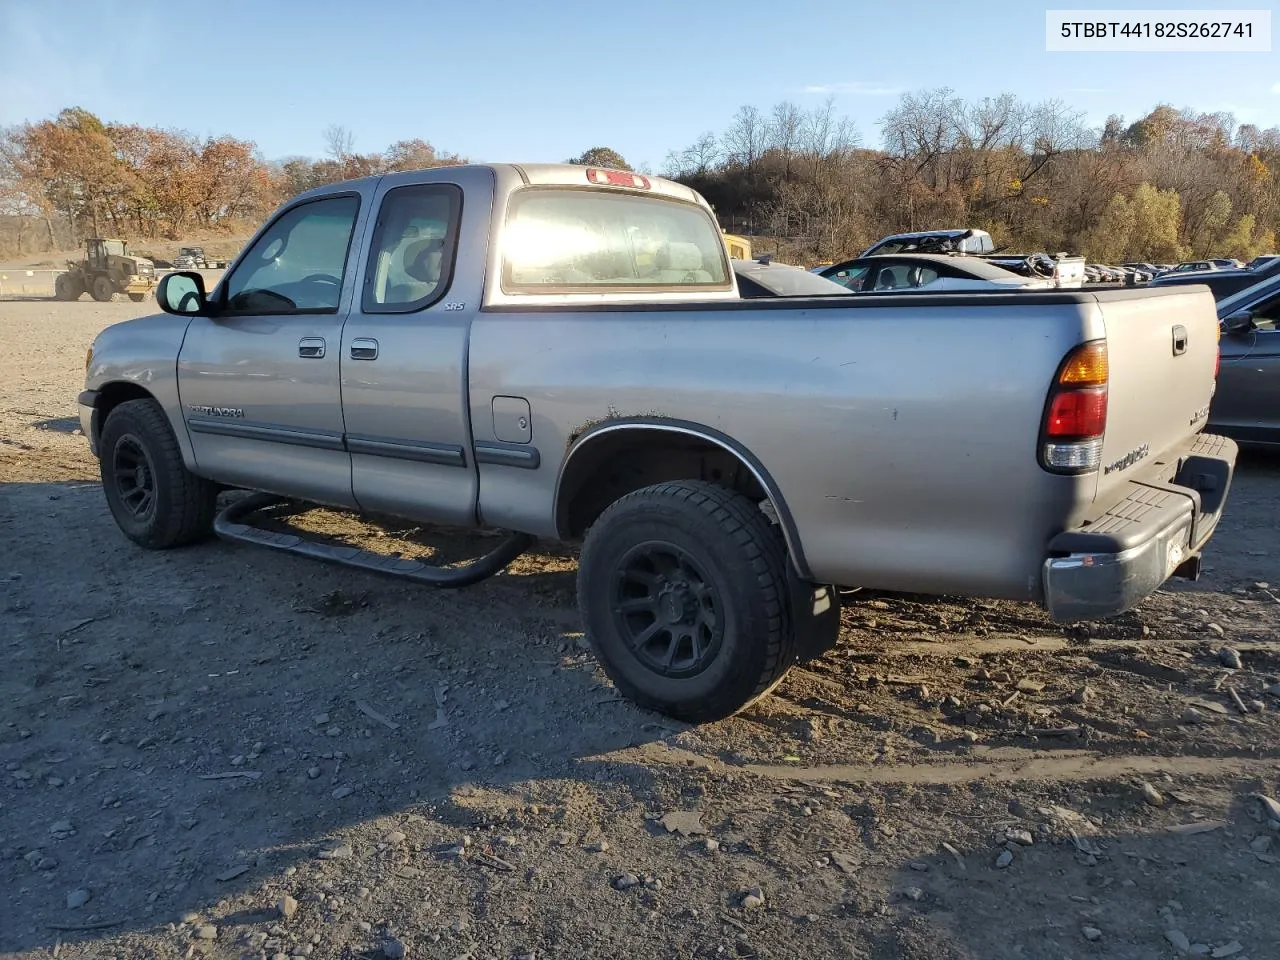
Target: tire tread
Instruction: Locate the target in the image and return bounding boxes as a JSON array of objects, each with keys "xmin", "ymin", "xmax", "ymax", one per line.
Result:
[
  {"xmin": 100, "ymin": 399, "xmax": 217, "ymax": 548},
  {"xmin": 578, "ymin": 479, "xmax": 796, "ymax": 721}
]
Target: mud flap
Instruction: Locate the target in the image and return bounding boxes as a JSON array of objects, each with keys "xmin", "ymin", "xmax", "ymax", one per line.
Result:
[{"xmin": 788, "ymin": 569, "xmax": 842, "ymax": 664}]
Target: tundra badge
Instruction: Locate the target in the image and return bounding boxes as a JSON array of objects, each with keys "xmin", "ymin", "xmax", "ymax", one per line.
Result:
[
  {"xmin": 1103, "ymin": 442, "xmax": 1149, "ymax": 475},
  {"xmin": 187, "ymin": 405, "xmax": 245, "ymax": 418}
]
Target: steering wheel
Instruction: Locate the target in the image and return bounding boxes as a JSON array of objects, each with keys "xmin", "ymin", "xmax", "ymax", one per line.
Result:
[
  {"xmin": 228, "ymin": 288, "xmax": 297, "ymax": 311},
  {"xmin": 299, "ymin": 274, "xmax": 341, "ymax": 288}
]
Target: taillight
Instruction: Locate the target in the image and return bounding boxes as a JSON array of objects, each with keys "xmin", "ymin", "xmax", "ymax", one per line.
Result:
[
  {"xmin": 585, "ymin": 168, "xmax": 651, "ymax": 190},
  {"xmin": 1040, "ymin": 340, "xmax": 1108, "ymax": 474}
]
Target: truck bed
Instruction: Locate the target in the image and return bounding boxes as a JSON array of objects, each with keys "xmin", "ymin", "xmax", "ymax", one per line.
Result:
[{"xmin": 471, "ymin": 285, "xmax": 1220, "ymax": 603}]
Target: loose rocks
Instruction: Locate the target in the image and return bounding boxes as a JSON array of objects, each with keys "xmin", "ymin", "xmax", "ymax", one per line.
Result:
[{"xmin": 66, "ymin": 888, "xmax": 91, "ymax": 909}]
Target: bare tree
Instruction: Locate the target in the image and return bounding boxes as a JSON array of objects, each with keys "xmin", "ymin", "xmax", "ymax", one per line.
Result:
[
  {"xmin": 723, "ymin": 105, "xmax": 766, "ymax": 173},
  {"xmin": 323, "ymin": 124, "xmax": 355, "ymax": 161}
]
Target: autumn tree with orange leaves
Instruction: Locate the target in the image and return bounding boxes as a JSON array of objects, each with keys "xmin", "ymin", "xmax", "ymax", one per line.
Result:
[{"xmin": 0, "ymin": 108, "xmax": 466, "ymax": 256}]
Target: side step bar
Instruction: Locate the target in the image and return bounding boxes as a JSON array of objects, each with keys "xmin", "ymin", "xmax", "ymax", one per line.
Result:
[{"xmin": 213, "ymin": 493, "xmax": 534, "ymax": 589}]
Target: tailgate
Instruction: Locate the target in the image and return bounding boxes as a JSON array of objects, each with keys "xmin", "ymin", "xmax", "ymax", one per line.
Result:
[{"xmin": 1091, "ymin": 286, "xmax": 1220, "ymax": 504}]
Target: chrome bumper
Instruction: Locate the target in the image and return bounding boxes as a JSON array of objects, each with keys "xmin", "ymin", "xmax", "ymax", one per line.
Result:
[{"xmin": 1042, "ymin": 433, "xmax": 1237, "ymax": 622}]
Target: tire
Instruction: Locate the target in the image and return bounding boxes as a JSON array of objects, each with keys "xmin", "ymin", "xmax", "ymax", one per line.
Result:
[
  {"xmin": 128, "ymin": 292, "xmax": 146, "ymax": 302},
  {"xmin": 577, "ymin": 480, "xmax": 796, "ymax": 722},
  {"xmin": 55, "ymin": 273, "xmax": 82, "ymax": 301},
  {"xmin": 91, "ymin": 276, "xmax": 116, "ymax": 302},
  {"xmin": 98, "ymin": 398, "xmax": 218, "ymax": 549}
]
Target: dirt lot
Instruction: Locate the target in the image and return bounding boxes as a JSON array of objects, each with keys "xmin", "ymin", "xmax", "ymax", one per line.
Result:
[{"xmin": 3, "ymin": 298, "xmax": 1280, "ymax": 960}]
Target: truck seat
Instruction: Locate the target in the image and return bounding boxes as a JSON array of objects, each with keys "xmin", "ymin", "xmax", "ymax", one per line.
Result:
[
  {"xmin": 654, "ymin": 242, "xmax": 712, "ymax": 283},
  {"xmin": 385, "ymin": 237, "xmax": 443, "ymax": 303}
]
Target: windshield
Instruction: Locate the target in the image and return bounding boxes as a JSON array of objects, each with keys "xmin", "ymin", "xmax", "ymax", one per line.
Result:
[{"xmin": 501, "ymin": 188, "xmax": 730, "ymax": 292}]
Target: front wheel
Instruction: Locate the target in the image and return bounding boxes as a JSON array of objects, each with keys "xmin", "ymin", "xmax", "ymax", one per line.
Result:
[
  {"xmin": 91, "ymin": 276, "xmax": 116, "ymax": 302},
  {"xmin": 128, "ymin": 292, "xmax": 146, "ymax": 302},
  {"xmin": 98, "ymin": 399, "xmax": 219, "ymax": 548},
  {"xmin": 54, "ymin": 273, "xmax": 83, "ymax": 301},
  {"xmin": 577, "ymin": 480, "xmax": 797, "ymax": 722}
]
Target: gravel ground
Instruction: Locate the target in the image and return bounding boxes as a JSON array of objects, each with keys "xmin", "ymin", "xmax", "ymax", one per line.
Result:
[{"xmin": 3, "ymin": 298, "xmax": 1280, "ymax": 960}]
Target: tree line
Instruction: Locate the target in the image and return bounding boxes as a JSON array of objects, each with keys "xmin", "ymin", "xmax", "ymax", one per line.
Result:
[
  {"xmin": 0, "ymin": 111, "xmax": 464, "ymax": 256},
  {"xmin": 3, "ymin": 93, "xmax": 1279, "ymax": 265},
  {"xmin": 661, "ymin": 92, "xmax": 1280, "ymax": 264}
]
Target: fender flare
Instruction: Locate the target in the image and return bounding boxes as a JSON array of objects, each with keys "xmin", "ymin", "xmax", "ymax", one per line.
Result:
[{"xmin": 554, "ymin": 416, "xmax": 813, "ymax": 581}]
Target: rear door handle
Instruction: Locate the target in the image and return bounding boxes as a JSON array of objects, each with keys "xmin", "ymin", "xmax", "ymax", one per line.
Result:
[
  {"xmin": 350, "ymin": 338, "xmax": 379, "ymax": 361},
  {"xmin": 298, "ymin": 337, "xmax": 326, "ymax": 358}
]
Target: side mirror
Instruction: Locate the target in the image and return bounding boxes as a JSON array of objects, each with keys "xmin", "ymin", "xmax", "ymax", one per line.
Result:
[
  {"xmin": 1222, "ymin": 309, "xmax": 1256, "ymax": 336},
  {"xmin": 156, "ymin": 271, "xmax": 209, "ymax": 316}
]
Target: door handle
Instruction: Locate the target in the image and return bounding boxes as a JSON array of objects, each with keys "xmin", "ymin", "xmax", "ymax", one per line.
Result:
[
  {"xmin": 350, "ymin": 338, "xmax": 379, "ymax": 361},
  {"xmin": 298, "ymin": 337, "xmax": 326, "ymax": 359}
]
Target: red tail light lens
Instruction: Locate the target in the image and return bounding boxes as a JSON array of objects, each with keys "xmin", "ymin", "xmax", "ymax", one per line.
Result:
[
  {"xmin": 1040, "ymin": 340, "xmax": 1109, "ymax": 474},
  {"xmin": 1045, "ymin": 386, "xmax": 1108, "ymax": 438}
]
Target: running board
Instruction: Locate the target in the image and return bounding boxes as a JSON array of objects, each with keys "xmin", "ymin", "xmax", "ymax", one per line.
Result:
[{"xmin": 213, "ymin": 493, "xmax": 534, "ymax": 588}]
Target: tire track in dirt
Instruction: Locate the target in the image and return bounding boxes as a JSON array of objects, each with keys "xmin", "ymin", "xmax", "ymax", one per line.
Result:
[{"xmin": 746, "ymin": 747, "xmax": 1279, "ymax": 785}]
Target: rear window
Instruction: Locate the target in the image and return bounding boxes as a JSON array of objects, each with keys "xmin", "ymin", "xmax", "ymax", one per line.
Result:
[{"xmin": 501, "ymin": 188, "xmax": 730, "ymax": 292}]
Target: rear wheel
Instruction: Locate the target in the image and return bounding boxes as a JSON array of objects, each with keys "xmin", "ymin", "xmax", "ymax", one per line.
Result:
[
  {"xmin": 577, "ymin": 480, "xmax": 797, "ymax": 722},
  {"xmin": 98, "ymin": 398, "xmax": 218, "ymax": 548},
  {"xmin": 91, "ymin": 276, "xmax": 116, "ymax": 302}
]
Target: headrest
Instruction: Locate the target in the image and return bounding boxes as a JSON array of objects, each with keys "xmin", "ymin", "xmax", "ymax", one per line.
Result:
[
  {"xmin": 657, "ymin": 242, "xmax": 703, "ymax": 271},
  {"xmin": 401, "ymin": 237, "xmax": 444, "ymax": 282}
]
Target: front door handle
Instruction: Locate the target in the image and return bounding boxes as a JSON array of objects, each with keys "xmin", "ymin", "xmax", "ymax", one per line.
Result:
[
  {"xmin": 298, "ymin": 337, "xmax": 326, "ymax": 359},
  {"xmin": 350, "ymin": 338, "xmax": 379, "ymax": 361}
]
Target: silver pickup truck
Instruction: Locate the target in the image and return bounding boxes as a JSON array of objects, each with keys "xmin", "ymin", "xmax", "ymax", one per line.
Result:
[{"xmin": 78, "ymin": 162, "xmax": 1238, "ymax": 722}]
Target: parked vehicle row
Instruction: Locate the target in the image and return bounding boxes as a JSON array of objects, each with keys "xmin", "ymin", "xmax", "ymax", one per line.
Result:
[
  {"xmin": 856, "ymin": 228, "xmax": 1086, "ymax": 288},
  {"xmin": 1149, "ymin": 255, "xmax": 1280, "ymax": 300}
]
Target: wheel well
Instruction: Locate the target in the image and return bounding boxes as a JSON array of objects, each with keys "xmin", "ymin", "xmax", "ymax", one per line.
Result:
[
  {"xmin": 552, "ymin": 425, "xmax": 820, "ymax": 577},
  {"xmin": 557, "ymin": 432, "xmax": 770, "ymax": 540},
  {"xmin": 92, "ymin": 382, "xmax": 155, "ymax": 443}
]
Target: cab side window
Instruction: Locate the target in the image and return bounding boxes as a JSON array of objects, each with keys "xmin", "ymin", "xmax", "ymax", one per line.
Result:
[
  {"xmin": 363, "ymin": 184, "xmax": 462, "ymax": 312},
  {"xmin": 222, "ymin": 195, "xmax": 360, "ymax": 315}
]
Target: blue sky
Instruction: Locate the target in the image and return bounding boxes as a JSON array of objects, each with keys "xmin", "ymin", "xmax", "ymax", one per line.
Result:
[{"xmin": 1, "ymin": 0, "xmax": 1277, "ymax": 170}]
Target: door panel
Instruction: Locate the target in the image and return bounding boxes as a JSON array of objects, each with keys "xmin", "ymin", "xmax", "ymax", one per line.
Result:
[
  {"xmin": 1213, "ymin": 291, "xmax": 1280, "ymax": 443},
  {"xmin": 340, "ymin": 168, "xmax": 494, "ymax": 525},
  {"xmin": 177, "ymin": 191, "xmax": 370, "ymax": 507},
  {"xmin": 1214, "ymin": 329, "xmax": 1280, "ymax": 443}
]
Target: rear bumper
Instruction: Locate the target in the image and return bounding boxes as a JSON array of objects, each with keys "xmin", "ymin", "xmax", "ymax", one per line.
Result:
[{"xmin": 1042, "ymin": 432, "xmax": 1237, "ymax": 622}]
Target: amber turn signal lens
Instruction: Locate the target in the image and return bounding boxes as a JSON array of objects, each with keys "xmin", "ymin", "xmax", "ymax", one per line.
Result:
[{"xmin": 1058, "ymin": 340, "xmax": 1108, "ymax": 386}]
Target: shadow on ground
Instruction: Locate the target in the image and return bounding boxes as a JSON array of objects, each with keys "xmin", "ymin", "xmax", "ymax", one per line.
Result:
[{"xmin": 3, "ymin": 454, "xmax": 1279, "ymax": 959}]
